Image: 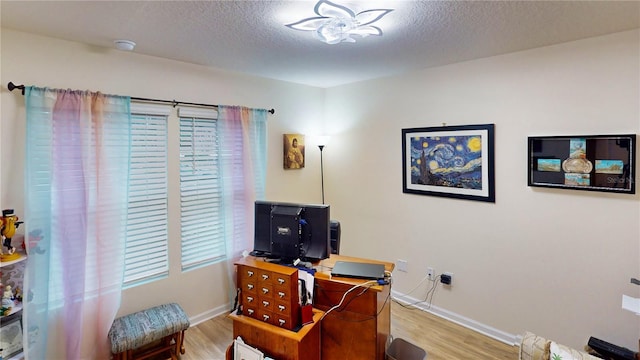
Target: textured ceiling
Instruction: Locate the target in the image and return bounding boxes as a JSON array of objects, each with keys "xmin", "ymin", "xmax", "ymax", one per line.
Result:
[{"xmin": 2, "ymin": 1, "xmax": 639, "ymax": 88}]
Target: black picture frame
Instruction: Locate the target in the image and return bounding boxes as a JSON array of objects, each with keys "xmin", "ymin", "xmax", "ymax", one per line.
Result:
[
  {"xmin": 0, "ymin": 310, "xmax": 23, "ymax": 359},
  {"xmin": 402, "ymin": 124, "xmax": 495, "ymax": 202},
  {"xmin": 527, "ymin": 134, "xmax": 636, "ymax": 194}
]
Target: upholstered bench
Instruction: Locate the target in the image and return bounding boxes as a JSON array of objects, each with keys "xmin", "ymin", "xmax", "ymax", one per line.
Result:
[{"xmin": 108, "ymin": 303, "xmax": 190, "ymax": 360}]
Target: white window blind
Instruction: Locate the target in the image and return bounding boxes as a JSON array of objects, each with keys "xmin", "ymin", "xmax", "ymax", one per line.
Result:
[
  {"xmin": 124, "ymin": 103, "xmax": 170, "ymax": 286},
  {"xmin": 179, "ymin": 107, "xmax": 226, "ymax": 270},
  {"xmin": 224, "ymin": 123, "xmax": 249, "ymax": 256}
]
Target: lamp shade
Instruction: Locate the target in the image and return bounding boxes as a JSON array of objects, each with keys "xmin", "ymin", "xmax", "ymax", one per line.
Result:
[{"xmin": 317, "ymin": 135, "xmax": 331, "ymax": 147}]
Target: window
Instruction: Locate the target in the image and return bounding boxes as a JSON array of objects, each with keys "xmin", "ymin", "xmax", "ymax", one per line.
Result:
[
  {"xmin": 123, "ymin": 104, "xmax": 170, "ymax": 286},
  {"xmin": 179, "ymin": 108, "xmax": 226, "ymax": 270},
  {"xmin": 122, "ymin": 104, "xmax": 266, "ymax": 284}
]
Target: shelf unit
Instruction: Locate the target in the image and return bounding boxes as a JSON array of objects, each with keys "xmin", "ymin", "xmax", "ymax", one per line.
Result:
[{"xmin": 1, "ymin": 248, "xmax": 27, "ymax": 360}]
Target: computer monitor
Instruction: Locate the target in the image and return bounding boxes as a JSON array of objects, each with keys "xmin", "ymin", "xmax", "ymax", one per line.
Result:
[
  {"xmin": 253, "ymin": 201, "xmax": 273, "ymax": 254},
  {"xmin": 299, "ymin": 203, "xmax": 331, "ymax": 261},
  {"xmin": 253, "ymin": 200, "xmax": 331, "ymax": 263},
  {"xmin": 270, "ymin": 204, "xmax": 303, "ymax": 260}
]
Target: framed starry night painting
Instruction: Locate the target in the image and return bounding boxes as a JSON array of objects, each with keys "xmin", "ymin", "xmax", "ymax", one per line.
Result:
[{"xmin": 402, "ymin": 124, "xmax": 495, "ymax": 202}]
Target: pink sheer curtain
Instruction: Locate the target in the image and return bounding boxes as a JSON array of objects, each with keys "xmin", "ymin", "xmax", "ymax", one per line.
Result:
[
  {"xmin": 24, "ymin": 87, "xmax": 130, "ymax": 359},
  {"xmin": 217, "ymin": 105, "xmax": 267, "ymax": 304}
]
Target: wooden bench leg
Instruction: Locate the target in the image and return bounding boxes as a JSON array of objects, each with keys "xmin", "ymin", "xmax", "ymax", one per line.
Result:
[
  {"xmin": 164, "ymin": 335, "xmax": 178, "ymax": 360},
  {"xmin": 174, "ymin": 330, "xmax": 186, "ymax": 355},
  {"xmin": 112, "ymin": 331, "xmax": 187, "ymax": 360},
  {"xmin": 181, "ymin": 330, "xmax": 186, "ymax": 354}
]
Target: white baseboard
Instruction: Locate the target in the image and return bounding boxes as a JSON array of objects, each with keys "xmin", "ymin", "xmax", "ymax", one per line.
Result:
[
  {"xmin": 391, "ymin": 290, "xmax": 520, "ymax": 346},
  {"xmin": 188, "ymin": 302, "xmax": 232, "ymax": 327},
  {"xmin": 190, "ymin": 296, "xmax": 524, "ymax": 348}
]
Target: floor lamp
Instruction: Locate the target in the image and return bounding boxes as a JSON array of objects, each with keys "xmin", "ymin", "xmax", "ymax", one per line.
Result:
[{"xmin": 317, "ymin": 136, "xmax": 330, "ymax": 204}]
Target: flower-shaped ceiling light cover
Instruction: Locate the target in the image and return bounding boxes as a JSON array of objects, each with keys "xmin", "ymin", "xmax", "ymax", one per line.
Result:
[{"xmin": 286, "ymin": 0, "xmax": 393, "ymax": 44}]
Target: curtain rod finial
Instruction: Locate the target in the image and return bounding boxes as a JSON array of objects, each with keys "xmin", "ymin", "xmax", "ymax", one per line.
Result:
[{"xmin": 8, "ymin": 82, "xmax": 25, "ymax": 95}]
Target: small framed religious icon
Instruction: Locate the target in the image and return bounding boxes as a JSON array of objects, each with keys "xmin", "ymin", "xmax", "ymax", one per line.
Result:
[
  {"xmin": 233, "ymin": 337, "xmax": 264, "ymax": 360},
  {"xmin": 283, "ymin": 134, "xmax": 305, "ymax": 169}
]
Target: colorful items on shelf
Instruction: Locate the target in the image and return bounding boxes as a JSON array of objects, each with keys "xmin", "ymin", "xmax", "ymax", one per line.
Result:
[
  {"xmin": 1, "ymin": 283, "xmax": 20, "ymax": 316},
  {"xmin": 1, "ymin": 209, "xmax": 24, "ymax": 262}
]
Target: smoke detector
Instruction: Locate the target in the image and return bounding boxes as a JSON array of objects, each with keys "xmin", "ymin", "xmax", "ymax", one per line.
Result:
[{"xmin": 114, "ymin": 40, "xmax": 136, "ymax": 51}]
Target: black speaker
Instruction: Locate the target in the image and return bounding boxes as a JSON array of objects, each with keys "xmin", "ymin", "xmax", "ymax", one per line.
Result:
[{"xmin": 330, "ymin": 220, "xmax": 341, "ymax": 254}]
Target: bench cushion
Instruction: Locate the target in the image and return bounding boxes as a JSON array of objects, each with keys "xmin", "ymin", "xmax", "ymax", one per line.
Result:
[{"xmin": 109, "ymin": 303, "xmax": 190, "ymax": 354}]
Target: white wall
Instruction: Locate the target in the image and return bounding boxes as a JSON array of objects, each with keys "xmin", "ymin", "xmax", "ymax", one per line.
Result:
[
  {"xmin": 0, "ymin": 29, "xmax": 325, "ymax": 324},
  {"xmin": 321, "ymin": 29, "xmax": 640, "ymax": 349},
  {"xmin": 2, "ymin": 27, "xmax": 639, "ymax": 354}
]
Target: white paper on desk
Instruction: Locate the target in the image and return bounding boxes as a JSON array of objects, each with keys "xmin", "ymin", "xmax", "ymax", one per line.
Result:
[
  {"xmin": 621, "ymin": 295, "xmax": 640, "ymax": 315},
  {"xmin": 298, "ymin": 270, "xmax": 315, "ymax": 304}
]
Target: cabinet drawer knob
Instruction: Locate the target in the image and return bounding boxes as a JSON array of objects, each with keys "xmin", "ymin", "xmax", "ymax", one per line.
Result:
[
  {"xmin": 262, "ymin": 288, "xmax": 269, "ymax": 294},
  {"xmin": 262, "ymin": 274, "xmax": 269, "ymax": 280},
  {"xmin": 247, "ymin": 309, "xmax": 254, "ymax": 315},
  {"xmin": 278, "ymin": 278, "xmax": 285, "ymax": 284},
  {"xmin": 247, "ymin": 284, "xmax": 254, "ymax": 290},
  {"xmin": 262, "ymin": 300, "xmax": 270, "ymax": 307},
  {"xmin": 278, "ymin": 291, "xmax": 285, "ymax": 298},
  {"xmin": 247, "ymin": 296, "xmax": 254, "ymax": 303},
  {"xmin": 263, "ymin": 314, "xmax": 270, "ymax": 321},
  {"xmin": 278, "ymin": 305, "xmax": 286, "ymax": 311},
  {"xmin": 247, "ymin": 270, "xmax": 254, "ymax": 277},
  {"xmin": 278, "ymin": 319, "xmax": 286, "ymax": 326}
]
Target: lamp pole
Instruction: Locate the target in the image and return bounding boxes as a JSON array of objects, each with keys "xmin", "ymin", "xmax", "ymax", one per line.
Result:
[{"xmin": 318, "ymin": 145, "xmax": 325, "ymax": 204}]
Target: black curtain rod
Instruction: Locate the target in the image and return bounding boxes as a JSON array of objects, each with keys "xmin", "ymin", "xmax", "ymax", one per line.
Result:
[{"xmin": 7, "ymin": 82, "xmax": 275, "ymax": 115}]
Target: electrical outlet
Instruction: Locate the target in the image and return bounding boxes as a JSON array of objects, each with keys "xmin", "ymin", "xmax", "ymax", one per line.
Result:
[
  {"xmin": 441, "ymin": 272, "xmax": 453, "ymax": 285},
  {"xmin": 396, "ymin": 259, "xmax": 408, "ymax": 272},
  {"xmin": 427, "ymin": 267, "xmax": 435, "ymax": 280}
]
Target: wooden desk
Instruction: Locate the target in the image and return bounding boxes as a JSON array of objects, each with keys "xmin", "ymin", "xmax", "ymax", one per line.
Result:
[
  {"xmin": 228, "ymin": 309, "xmax": 323, "ymax": 360},
  {"xmin": 230, "ymin": 255, "xmax": 392, "ymax": 360},
  {"xmin": 313, "ymin": 255, "xmax": 394, "ymax": 360}
]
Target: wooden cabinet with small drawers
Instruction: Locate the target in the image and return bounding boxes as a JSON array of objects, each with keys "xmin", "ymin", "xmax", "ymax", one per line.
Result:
[{"xmin": 235, "ymin": 257, "xmax": 300, "ymax": 331}]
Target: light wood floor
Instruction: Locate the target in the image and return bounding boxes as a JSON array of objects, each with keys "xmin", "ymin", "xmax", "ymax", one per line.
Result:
[
  {"xmin": 389, "ymin": 302, "xmax": 518, "ymax": 360},
  {"xmin": 174, "ymin": 301, "xmax": 519, "ymax": 360}
]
